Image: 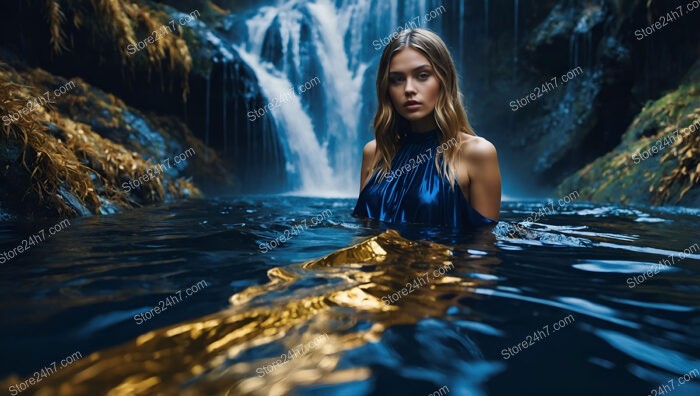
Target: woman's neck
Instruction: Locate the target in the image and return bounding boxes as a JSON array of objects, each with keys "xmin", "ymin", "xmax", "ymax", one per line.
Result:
[{"xmin": 410, "ymin": 117, "xmax": 438, "ymax": 133}]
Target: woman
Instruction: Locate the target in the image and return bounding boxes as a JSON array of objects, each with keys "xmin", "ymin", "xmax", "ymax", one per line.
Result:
[{"xmin": 353, "ymin": 28, "xmax": 501, "ymax": 229}]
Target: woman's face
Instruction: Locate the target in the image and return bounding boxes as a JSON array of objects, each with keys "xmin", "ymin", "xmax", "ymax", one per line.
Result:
[{"xmin": 388, "ymin": 47, "xmax": 440, "ymax": 126}]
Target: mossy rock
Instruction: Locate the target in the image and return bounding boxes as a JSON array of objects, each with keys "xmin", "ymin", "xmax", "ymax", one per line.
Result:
[{"xmin": 557, "ymin": 61, "xmax": 700, "ymax": 207}]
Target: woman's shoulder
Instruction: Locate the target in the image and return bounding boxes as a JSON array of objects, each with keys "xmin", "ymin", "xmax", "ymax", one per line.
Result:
[
  {"xmin": 363, "ymin": 139, "xmax": 377, "ymax": 154},
  {"xmin": 362, "ymin": 139, "xmax": 377, "ymax": 160},
  {"xmin": 456, "ymin": 132, "xmax": 497, "ymax": 163}
]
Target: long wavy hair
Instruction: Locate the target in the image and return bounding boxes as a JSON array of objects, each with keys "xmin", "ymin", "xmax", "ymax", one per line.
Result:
[{"xmin": 371, "ymin": 28, "xmax": 476, "ymax": 189}]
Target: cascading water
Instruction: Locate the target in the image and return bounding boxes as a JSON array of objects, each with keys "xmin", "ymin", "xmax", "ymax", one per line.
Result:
[{"xmin": 229, "ymin": 0, "xmax": 451, "ymax": 196}]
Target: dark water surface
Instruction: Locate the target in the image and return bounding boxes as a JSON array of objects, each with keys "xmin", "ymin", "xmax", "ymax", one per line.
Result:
[{"xmin": 1, "ymin": 196, "xmax": 699, "ymax": 395}]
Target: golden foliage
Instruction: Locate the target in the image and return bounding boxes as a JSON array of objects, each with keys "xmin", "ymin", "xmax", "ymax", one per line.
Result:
[
  {"xmin": 45, "ymin": 0, "xmax": 66, "ymax": 53},
  {"xmin": 41, "ymin": 0, "xmax": 192, "ymax": 99},
  {"xmin": 652, "ymin": 109, "xmax": 700, "ymax": 203},
  {"xmin": 1, "ymin": 66, "xmax": 98, "ymax": 216},
  {"xmin": 0, "ymin": 62, "xmax": 202, "ymax": 216}
]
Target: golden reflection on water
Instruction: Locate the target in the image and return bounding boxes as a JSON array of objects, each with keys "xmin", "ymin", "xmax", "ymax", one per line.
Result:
[{"xmin": 10, "ymin": 229, "xmax": 500, "ymax": 395}]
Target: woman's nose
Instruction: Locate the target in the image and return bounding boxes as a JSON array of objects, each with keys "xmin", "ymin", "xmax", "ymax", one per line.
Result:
[{"xmin": 405, "ymin": 78, "xmax": 417, "ymax": 95}]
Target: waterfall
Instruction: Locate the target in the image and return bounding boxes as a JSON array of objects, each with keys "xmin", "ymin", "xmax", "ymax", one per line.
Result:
[
  {"xmin": 229, "ymin": 0, "xmax": 454, "ymax": 196},
  {"xmin": 306, "ymin": 0, "xmax": 363, "ymax": 189},
  {"xmin": 236, "ymin": 47, "xmax": 338, "ymax": 194}
]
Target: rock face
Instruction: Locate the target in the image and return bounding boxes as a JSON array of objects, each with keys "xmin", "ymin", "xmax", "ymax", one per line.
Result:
[
  {"xmin": 0, "ymin": 0, "xmax": 283, "ymax": 218},
  {"xmin": 170, "ymin": 7, "xmax": 289, "ymax": 192},
  {"xmin": 470, "ymin": 0, "xmax": 700, "ymax": 203},
  {"xmin": 557, "ymin": 61, "xmax": 700, "ymax": 206},
  {"xmin": 0, "ymin": 0, "xmax": 289, "ymax": 200},
  {"xmin": 0, "ymin": 59, "xmax": 232, "ymax": 218}
]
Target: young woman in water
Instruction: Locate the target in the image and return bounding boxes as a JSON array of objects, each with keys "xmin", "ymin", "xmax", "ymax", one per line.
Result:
[{"xmin": 353, "ymin": 28, "xmax": 501, "ymax": 228}]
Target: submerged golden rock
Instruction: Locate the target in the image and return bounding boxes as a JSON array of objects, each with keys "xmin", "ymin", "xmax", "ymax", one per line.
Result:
[{"xmin": 5, "ymin": 230, "xmax": 498, "ymax": 395}]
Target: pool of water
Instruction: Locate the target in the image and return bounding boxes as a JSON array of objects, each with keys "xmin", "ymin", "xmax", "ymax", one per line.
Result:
[{"xmin": 1, "ymin": 196, "xmax": 699, "ymax": 395}]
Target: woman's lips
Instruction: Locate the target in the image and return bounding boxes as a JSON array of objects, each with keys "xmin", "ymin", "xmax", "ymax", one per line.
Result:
[{"xmin": 404, "ymin": 101, "xmax": 421, "ymax": 111}]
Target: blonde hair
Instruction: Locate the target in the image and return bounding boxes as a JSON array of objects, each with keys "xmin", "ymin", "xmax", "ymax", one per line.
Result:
[{"xmin": 371, "ymin": 28, "xmax": 476, "ymax": 189}]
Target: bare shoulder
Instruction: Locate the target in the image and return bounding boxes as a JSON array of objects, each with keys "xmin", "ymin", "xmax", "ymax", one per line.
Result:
[
  {"xmin": 455, "ymin": 132, "xmax": 502, "ymax": 220},
  {"xmin": 456, "ymin": 133, "xmax": 497, "ymax": 163},
  {"xmin": 359, "ymin": 139, "xmax": 378, "ymax": 191},
  {"xmin": 363, "ymin": 139, "xmax": 377, "ymax": 157}
]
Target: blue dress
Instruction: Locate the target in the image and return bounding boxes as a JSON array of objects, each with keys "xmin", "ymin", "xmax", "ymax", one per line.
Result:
[{"xmin": 352, "ymin": 129, "xmax": 496, "ymax": 229}]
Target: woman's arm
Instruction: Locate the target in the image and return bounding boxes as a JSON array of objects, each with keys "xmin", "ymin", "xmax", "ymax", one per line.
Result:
[
  {"xmin": 359, "ymin": 140, "xmax": 377, "ymax": 192},
  {"xmin": 462, "ymin": 137, "xmax": 502, "ymax": 221}
]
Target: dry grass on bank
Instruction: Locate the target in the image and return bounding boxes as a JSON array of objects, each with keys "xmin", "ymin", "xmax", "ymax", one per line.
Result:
[
  {"xmin": 0, "ymin": 62, "xmax": 200, "ymax": 217},
  {"xmin": 41, "ymin": 0, "xmax": 192, "ymax": 100}
]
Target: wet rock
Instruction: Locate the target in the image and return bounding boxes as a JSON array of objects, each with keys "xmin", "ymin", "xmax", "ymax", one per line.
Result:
[
  {"xmin": 0, "ymin": 59, "xmax": 232, "ymax": 218},
  {"xmin": 557, "ymin": 60, "xmax": 700, "ymax": 206}
]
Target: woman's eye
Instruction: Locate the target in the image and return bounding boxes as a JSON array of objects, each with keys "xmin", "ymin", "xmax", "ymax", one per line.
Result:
[
  {"xmin": 389, "ymin": 77, "xmax": 404, "ymax": 84},
  {"xmin": 418, "ymin": 73, "xmax": 430, "ymax": 80}
]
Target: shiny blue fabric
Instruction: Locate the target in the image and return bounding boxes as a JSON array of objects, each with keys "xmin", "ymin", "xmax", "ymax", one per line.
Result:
[{"xmin": 353, "ymin": 129, "xmax": 495, "ymax": 229}]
